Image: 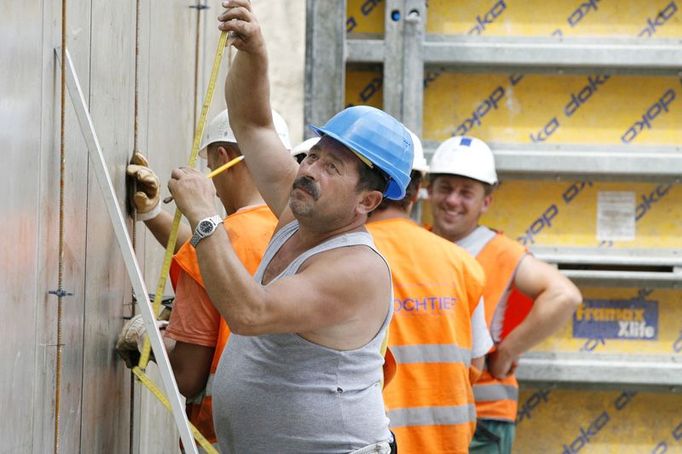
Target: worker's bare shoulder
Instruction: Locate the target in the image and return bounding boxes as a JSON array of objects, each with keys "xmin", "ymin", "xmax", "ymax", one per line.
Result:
[
  {"xmin": 516, "ymin": 254, "xmax": 558, "ymax": 282},
  {"xmin": 299, "ymin": 244, "xmax": 390, "ymax": 293},
  {"xmin": 515, "ymin": 254, "xmax": 579, "ymax": 296},
  {"xmin": 294, "ymin": 244, "xmax": 390, "ymax": 347}
]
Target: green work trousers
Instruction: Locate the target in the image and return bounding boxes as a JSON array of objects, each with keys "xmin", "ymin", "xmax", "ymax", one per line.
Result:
[{"xmin": 469, "ymin": 419, "xmax": 516, "ymax": 454}]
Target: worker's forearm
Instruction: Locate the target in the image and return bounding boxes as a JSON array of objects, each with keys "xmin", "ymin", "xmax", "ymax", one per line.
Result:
[
  {"xmin": 225, "ymin": 46, "xmax": 271, "ymax": 137},
  {"xmin": 498, "ymin": 288, "xmax": 580, "ymax": 358},
  {"xmin": 193, "ymin": 226, "xmax": 268, "ymax": 334},
  {"xmin": 225, "ymin": 45, "xmax": 299, "ymax": 216},
  {"xmin": 143, "ymin": 210, "xmax": 191, "ymax": 253}
]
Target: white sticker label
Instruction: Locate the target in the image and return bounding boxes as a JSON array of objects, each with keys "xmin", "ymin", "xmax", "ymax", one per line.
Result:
[{"xmin": 597, "ymin": 191, "xmax": 635, "ymax": 241}]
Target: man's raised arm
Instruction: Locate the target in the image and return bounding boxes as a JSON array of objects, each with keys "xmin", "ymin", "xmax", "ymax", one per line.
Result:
[
  {"xmin": 219, "ymin": 0, "xmax": 299, "ymax": 218},
  {"xmin": 487, "ymin": 256, "xmax": 582, "ymax": 378}
]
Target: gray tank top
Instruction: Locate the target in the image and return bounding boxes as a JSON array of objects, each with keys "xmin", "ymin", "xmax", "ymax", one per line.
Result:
[{"xmin": 213, "ymin": 220, "xmax": 393, "ymax": 453}]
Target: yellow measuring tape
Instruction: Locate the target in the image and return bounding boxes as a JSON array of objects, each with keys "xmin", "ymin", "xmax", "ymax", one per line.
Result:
[
  {"xmin": 134, "ymin": 30, "xmax": 229, "ymax": 454},
  {"xmin": 133, "ymin": 367, "xmax": 217, "ymax": 453},
  {"xmin": 139, "ymin": 29, "xmax": 228, "ymax": 367}
]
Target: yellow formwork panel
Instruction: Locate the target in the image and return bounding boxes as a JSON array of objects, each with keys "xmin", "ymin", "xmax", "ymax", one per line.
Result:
[
  {"xmin": 515, "ymin": 388, "xmax": 682, "ymax": 453},
  {"xmin": 348, "ymin": 68, "xmax": 682, "ymax": 250},
  {"xmin": 419, "ymin": 179, "xmax": 681, "ymax": 250},
  {"xmin": 480, "ymin": 181, "xmax": 682, "ymax": 249},
  {"xmin": 531, "ymin": 287, "xmax": 682, "ymax": 355},
  {"xmin": 516, "ymin": 286, "xmax": 682, "ymax": 453},
  {"xmin": 516, "ymin": 285, "xmax": 682, "ymax": 453},
  {"xmin": 347, "ymin": 0, "xmax": 385, "ymax": 34},
  {"xmin": 427, "ymin": 0, "xmax": 682, "ymax": 38},
  {"xmin": 347, "ymin": 69, "xmax": 682, "ymax": 146},
  {"xmin": 345, "ymin": 68, "xmax": 383, "ymax": 108},
  {"xmin": 347, "ymin": 0, "xmax": 682, "ymax": 38},
  {"xmin": 423, "ymin": 72, "xmax": 682, "ymax": 145}
]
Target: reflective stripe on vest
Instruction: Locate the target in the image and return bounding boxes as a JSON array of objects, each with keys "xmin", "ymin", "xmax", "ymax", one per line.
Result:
[
  {"xmin": 459, "ymin": 228, "xmax": 528, "ymax": 422},
  {"xmin": 458, "ymin": 226, "xmax": 510, "ymax": 341},
  {"xmin": 457, "ymin": 225, "xmax": 497, "ymax": 257},
  {"xmin": 388, "ymin": 404, "xmax": 477, "ymax": 428},
  {"xmin": 391, "ymin": 344, "xmax": 471, "ymax": 367},
  {"xmin": 369, "ymin": 219, "xmax": 485, "ymax": 452},
  {"xmin": 473, "ymin": 383, "xmax": 519, "ymax": 402}
]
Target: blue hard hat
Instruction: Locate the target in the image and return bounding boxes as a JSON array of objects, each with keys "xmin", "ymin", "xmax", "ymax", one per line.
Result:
[{"xmin": 310, "ymin": 105, "xmax": 413, "ymax": 200}]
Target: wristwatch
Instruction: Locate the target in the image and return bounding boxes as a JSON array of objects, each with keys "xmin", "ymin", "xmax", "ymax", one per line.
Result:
[{"xmin": 190, "ymin": 215, "xmax": 224, "ymax": 247}]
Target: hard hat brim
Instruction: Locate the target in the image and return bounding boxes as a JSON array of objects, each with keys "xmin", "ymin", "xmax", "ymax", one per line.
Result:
[{"xmin": 309, "ymin": 125, "xmax": 406, "ymax": 200}]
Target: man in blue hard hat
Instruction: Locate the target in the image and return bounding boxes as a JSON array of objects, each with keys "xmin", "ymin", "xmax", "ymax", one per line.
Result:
[{"xmin": 167, "ymin": 1, "xmax": 413, "ymax": 453}]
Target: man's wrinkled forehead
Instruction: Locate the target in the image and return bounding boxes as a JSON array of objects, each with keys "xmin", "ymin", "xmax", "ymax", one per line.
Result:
[{"xmin": 312, "ymin": 136, "xmax": 362, "ymax": 166}]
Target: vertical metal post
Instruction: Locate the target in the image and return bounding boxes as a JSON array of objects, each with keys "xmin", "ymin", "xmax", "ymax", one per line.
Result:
[
  {"xmin": 56, "ymin": 48, "xmax": 199, "ymax": 454},
  {"xmin": 400, "ymin": 0, "xmax": 426, "ymax": 223},
  {"xmin": 383, "ymin": 0, "xmax": 426, "ymax": 131},
  {"xmin": 304, "ymin": 0, "xmax": 346, "ymax": 135},
  {"xmin": 401, "ymin": 0, "xmax": 425, "ymax": 134},
  {"xmin": 383, "ymin": 0, "xmax": 405, "ymax": 119}
]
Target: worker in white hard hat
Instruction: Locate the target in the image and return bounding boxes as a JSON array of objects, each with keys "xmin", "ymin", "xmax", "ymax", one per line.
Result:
[
  {"xmin": 427, "ymin": 135, "xmax": 582, "ymax": 454},
  {"xmin": 291, "ymin": 137, "xmax": 319, "ymax": 163},
  {"xmin": 117, "ymin": 108, "xmax": 290, "ymax": 446},
  {"xmin": 166, "ymin": 2, "xmax": 414, "ymax": 452},
  {"xmin": 367, "ymin": 130, "xmax": 493, "ymax": 452}
]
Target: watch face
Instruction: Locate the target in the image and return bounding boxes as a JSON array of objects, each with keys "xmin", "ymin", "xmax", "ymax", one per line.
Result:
[{"xmin": 199, "ymin": 220, "xmax": 214, "ymax": 234}]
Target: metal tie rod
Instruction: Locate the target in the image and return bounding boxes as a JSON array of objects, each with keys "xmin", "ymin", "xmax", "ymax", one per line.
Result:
[{"xmin": 55, "ymin": 47, "xmax": 198, "ymax": 454}]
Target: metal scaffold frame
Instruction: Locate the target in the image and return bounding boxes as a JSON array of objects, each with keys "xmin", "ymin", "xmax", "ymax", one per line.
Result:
[
  {"xmin": 516, "ymin": 351, "xmax": 682, "ymax": 391},
  {"xmin": 304, "ymin": 0, "xmax": 682, "ymax": 389},
  {"xmin": 309, "ymin": 1, "xmax": 682, "ymax": 181}
]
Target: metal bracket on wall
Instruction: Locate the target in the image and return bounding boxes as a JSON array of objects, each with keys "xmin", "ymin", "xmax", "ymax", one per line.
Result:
[
  {"xmin": 420, "ymin": 143, "xmax": 682, "ymax": 182},
  {"xmin": 55, "ymin": 47, "xmax": 199, "ymax": 454},
  {"xmin": 48, "ymin": 289, "xmax": 74, "ymax": 297},
  {"xmin": 188, "ymin": 2, "xmax": 209, "ymax": 10},
  {"xmin": 491, "ymin": 145, "xmax": 682, "ymax": 183},
  {"xmin": 533, "ymin": 247, "xmax": 682, "ymax": 288},
  {"xmin": 422, "ymin": 36, "xmax": 682, "ymax": 72},
  {"xmin": 517, "ymin": 352, "xmax": 682, "ymax": 391},
  {"xmin": 348, "ymin": 36, "xmax": 682, "ymax": 73}
]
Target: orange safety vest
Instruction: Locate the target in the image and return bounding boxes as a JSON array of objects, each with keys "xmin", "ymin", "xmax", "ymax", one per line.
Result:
[
  {"xmin": 470, "ymin": 231, "xmax": 532, "ymax": 423},
  {"xmin": 169, "ymin": 205, "xmax": 277, "ymax": 445},
  {"xmin": 368, "ymin": 218, "xmax": 486, "ymax": 453}
]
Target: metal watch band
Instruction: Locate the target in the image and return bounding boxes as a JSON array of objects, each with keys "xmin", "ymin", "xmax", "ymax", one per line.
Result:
[{"xmin": 190, "ymin": 215, "xmax": 223, "ymax": 248}]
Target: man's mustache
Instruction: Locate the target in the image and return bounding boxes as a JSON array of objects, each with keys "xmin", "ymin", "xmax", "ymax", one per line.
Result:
[{"xmin": 292, "ymin": 176, "xmax": 320, "ymax": 201}]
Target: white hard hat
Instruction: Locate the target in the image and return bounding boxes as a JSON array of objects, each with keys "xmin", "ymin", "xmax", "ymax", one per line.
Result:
[
  {"xmin": 199, "ymin": 109, "xmax": 292, "ymax": 157},
  {"xmin": 429, "ymin": 136, "xmax": 498, "ymax": 185},
  {"xmin": 291, "ymin": 137, "xmax": 319, "ymax": 158},
  {"xmin": 272, "ymin": 110, "xmax": 292, "ymax": 151},
  {"xmin": 407, "ymin": 130, "xmax": 429, "ymax": 175}
]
